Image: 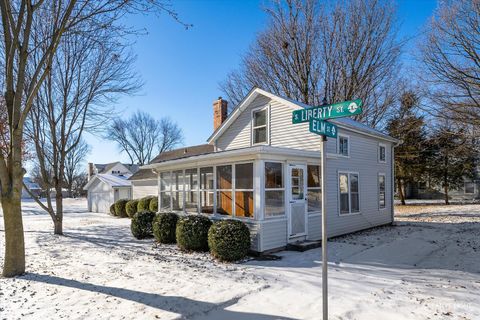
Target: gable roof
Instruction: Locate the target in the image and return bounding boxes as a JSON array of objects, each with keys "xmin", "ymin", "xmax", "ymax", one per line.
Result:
[
  {"xmin": 150, "ymin": 144, "xmax": 214, "ymax": 164},
  {"xmin": 83, "ymin": 173, "xmax": 131, "ymax": 190},
  {"xmin": 208, "ymin": 87, "xmax": 398, "ymax": 143},
  {"xmin": 95, "ymin": 162, "xmax": 139, "ymax": 174}
]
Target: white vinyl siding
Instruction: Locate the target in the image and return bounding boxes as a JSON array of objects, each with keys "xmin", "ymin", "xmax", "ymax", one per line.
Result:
[{"xmin": 131, "ymin": 179, "xmax": 157, "ymax": 199}]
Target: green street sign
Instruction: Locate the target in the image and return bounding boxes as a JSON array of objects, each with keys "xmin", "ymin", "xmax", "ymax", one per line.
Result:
[
  {"xmin": 292, "ymin": 99, "xmax": 363, "ymax": 124},
  {"xmin": 309, "ymin": 119, "xmax": 338, "ymax": 138}
]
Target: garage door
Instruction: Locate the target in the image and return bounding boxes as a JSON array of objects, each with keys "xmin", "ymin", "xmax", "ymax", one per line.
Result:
[{"xmin": 90, "ymin": 192, "xmax": 111, "ymax": 213}]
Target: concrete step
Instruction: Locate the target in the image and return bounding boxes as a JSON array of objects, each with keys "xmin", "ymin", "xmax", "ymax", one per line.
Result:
[{"xmin": 287, "ymin": 240, "xmax": 322, "ymax": 252}]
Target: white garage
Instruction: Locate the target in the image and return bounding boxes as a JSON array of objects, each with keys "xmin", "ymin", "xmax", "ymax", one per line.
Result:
[{"xmin": 84, "ymin": 174, "xmax": 132, "ymax": 213}]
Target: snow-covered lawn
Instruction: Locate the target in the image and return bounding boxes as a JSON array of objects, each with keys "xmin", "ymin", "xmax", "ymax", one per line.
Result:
[{"xmin": 1, "ymin": 199, "xmax": 480, "ymax": 320}]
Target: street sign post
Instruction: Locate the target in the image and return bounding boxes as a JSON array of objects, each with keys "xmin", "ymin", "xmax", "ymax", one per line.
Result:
[
  {"xmin": 292, "ymin": 98, "xmax": 363, "ymax": 320},
  {"xmin": 309, "ymin": 119, "xmax": 338, "ymax": 138},
  {"xmin": 292, "ymin": 99, "xmax": 362, "ymax": 124}
]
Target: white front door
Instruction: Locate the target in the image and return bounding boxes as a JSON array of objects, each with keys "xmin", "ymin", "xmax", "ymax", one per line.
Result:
[{"xmin": 288, "ymin": 164, "xmax": 307, "ymax": 238}]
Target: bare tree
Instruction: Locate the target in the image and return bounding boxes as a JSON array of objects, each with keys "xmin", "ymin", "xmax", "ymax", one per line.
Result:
[
  {"xmin": 107, "ymin": 111, "xmax": 183, "ymax": 165},
  {"xmin": 221, "ymin": 0, "xmax": 403, "ymax": 128},
  {"xmin": 0, "ymin": 0, "xmax": 187, "ymax": 277},
  {"xmin": 420, "ymin": 0, "xmax": 480, "ymax": 126},
  {"xmin": 64, "ymin": 138, "xmax": 90, "ymax": 198},
  {"xmin": 25, "ymin": 23, "xmax": 140, "ymax": 235}
]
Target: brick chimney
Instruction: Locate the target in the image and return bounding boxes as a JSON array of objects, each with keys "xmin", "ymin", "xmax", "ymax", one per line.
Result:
[
  {"xmin": 87, "ymin": 162, "xmax": 94, "ymax": 180},
  {"xmin": 213, "ymin": 97, "xmax": 228, "ymax": 131}
]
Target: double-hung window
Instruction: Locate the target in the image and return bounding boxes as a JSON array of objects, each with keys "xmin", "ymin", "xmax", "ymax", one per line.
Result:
[
  {"xmin": 252, "ymin": 108, "xmax": 268, "ymax": 144},
  {"xmin": 265, "ymin": 162, "xmax": 284, "ymax": 217},
  {"xmin": 378, "ymin": 173, "xmax": 386, "ymax": 209},
  {"xmin": 338, "ymin": 135, "xmax": 349, "ymax": 156},
  {"xmin": 307, "ymin": 165, "xmax": 322, "ymax": 213},
  {"xmin": 379, "ymin": 144, "xmax": 386, "ymax": 163},
  {"xmin": 339, "ymin": 172, "xmax": 360, "ymax": 214}
]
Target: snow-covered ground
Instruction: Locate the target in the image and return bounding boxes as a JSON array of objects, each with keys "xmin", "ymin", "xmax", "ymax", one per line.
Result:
[{"xmin": 1, "ymin": 199, "xmax": 480, "ymax": 320}]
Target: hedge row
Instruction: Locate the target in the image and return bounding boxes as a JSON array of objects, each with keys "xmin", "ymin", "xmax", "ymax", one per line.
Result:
[
  {"xmin": 130, "ymin": 212, "xmax": 251, "ymax": 262},
  {"xmin": 109, "ymin": 195, "xmax": 158, "ymax": 219}
]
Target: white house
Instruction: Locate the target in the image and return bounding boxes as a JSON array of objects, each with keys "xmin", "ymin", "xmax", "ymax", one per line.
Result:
[
  {"xmin": 140, "ymin": 88, "xmax": 398, "ymax": 253},
  {"xmin": 22, "ymin": 177, "xmax": 42, "ymax": 199},
  {"xmin": 84, "ymin": 162, "xmax": 139, "ymax": 213}
]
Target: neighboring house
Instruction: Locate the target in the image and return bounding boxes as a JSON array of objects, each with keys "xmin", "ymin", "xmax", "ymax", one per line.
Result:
[
  {"xmin": 405, "ymin": 178, "xmax": 480, "ymax": 201},
  {"xmin": 141, "ymin": 88, "xmax": 399, "ymax": 253},
  {"xmin": 83, "ymin": 174, "xmax": 132, "ymax": 213},
  {"xmin": 22, "ymin": 177, "xmax": 42, "ymax": 199},
  {"xmin": 84, "ymin": 161, "xmax": 139, "ymax": 213}
]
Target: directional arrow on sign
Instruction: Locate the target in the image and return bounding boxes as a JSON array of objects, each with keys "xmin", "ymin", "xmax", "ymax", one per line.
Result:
[
  {"xmin": 292, "ymin": 99, "xmax": 362, "ymax": 124},
  {"xmin": 309, "ymin": 119, "xmax": 338, "ymax": 138}
]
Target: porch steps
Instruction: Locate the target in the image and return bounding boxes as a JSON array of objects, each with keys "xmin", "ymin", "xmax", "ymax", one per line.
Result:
[{"xmin": 287, "ymin": 240, "xmax": 322, "ymax": 252}]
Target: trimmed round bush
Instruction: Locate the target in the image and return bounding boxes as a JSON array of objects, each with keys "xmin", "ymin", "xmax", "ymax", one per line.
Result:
[
  {"xmin": 149, "ymin": 197, "xmax": 158, "ymax": 212},
  {"xmin": 126, "ymin": 199, "xmax": 139, "ymax": 218},
  {"xmin": 153, "ymin": 212, "xmax": 179, "ymax": 243},
  {"xmin": 109, "ymin": 203, "xmax": 116, "ymax": 216},
  {"xmin": 176, "ymin": 215, "xmax": 212, "ymax": 252},
  {"xmin": 137, "ymin": 196, "xmax": 155, "ymax": 212},
  {"xmin": 208, "ymin": 220, "xmax": 251, "ymax": 262},
  {"xmin": 131, "ymin": 210, "xmax": 156, "ymax": 239},
  {"xmin": 114, "ymin": 199, "xmax": 129, "ymax": 218}
]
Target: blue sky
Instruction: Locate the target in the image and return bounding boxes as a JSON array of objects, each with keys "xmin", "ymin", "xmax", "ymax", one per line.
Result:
[{"xmin": 85, "ymin": 0, "xmax": 437, "ymax": 165}]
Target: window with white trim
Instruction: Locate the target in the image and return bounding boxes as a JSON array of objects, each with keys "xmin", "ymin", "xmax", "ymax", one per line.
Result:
[
  {"xmin": 234, "ymin": 163, "xmax": 254, "ymax": 218},
  {"xmin": 172, "ymin": 170, "xmax": 184, "ymax": 211},
  {"xmin": 184, "ymin": 168, "xmax": 198, "ymax": 213},
  {"xmin": 465, "ymin": 182, "xmax": 475, "ymax": 194},
  {"xmin": 200, "ymin": 167, "xmax": 214, "ymax": 214},
  {"xmin": 379, "ymin": 144, "xmax": 386, "ymax": 163},
  {"xmin": 378, "ymin": 173, "xmax": 386, "ymax": 209},
  {"xmin": 338, "ymin": 135, "xmax": 349, "ymax": 156},
  {"xmin": 216, "ymin": 165, "xmax": 233, "ymax": 216},
  {"xmin": 252, "ymin": 108, "xmax": 268, "ymax": 144},
  {"xmin": 160, "ymin": 172, "xmax": 171, "ymax": 211},
  {"xmin": 339, "ymin": 172, "xmax": 359, "ymax": 214},
  {"xmin": 307, "ymin": 165, "xmax": 321, "ymax": 213},
  {"xmin": 265, "ymin": 162, "xmax": 284, "ymax": 217}
]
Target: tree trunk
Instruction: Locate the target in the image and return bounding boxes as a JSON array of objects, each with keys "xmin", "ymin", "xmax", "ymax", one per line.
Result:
[
  {"xmin": 397, "ymin": 178, "xmax": 406, "ymax": 205},
  {"xmin": 54, "ymin": 185, "xmax": 64, "ymax": 235},
  {"xmin": 444, "ymin": 184, "xmax": 450, "ymax": 205},
  {"xmin": 2, "ymin": 174, "xmax": 26, "ymax": 277}
]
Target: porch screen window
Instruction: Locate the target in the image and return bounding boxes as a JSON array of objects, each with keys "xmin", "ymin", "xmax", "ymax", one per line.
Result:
[
  {"xmin": 235, "ymin": 163, "xmax": 254, "ymax": 218},
  {"xmin": 307, "ymin": 165, "xmax": 321, "ymax": 213},
  {"xmin": 339, "ymin": 172, "xmax": 360, "ymax": 214},
  {"xmin": 216, "ymin": 165, "xmax": 233, "ymax": 215},
  {"xmin": 160, "ymin": 172, "xmax": 171, "ymax": 211},
  {"xmin": 252, "ymin": 108, "xmax": 267, "ymax": 144},
  {"xmin": 465, "ymin": 182, "xmax": 475, "ymax": 194},
  {"xmin": 172, "ymin": 170, "xmax": 184, "ymax": 211},
  {"xmin": 339, "ymin": 136, "xmax": 349, "ymax": 156},
  {"xmin": 265, "ymin": 162, "xmax": 284, "ymax": 217},
  {"xmin": 200, "ymin": 167, "xmax": 214, "ymax": 214},
  {"xmin": 379, "ymin": 174, "xmax": 386, "ymax": 209},
  {"xmin": 185, "ymin": 168, "xmax": 198, "ymax": 213}
]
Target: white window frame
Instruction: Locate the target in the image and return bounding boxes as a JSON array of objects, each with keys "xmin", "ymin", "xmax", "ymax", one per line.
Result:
[
  {"xmin": 251, "ymin": 105, "xmax": 270, "ymax": 146},
  {"xmin": 199, "ymin": 166, "xmax": 214, "ymax": 215},
  {"xmin": 184, "ymin": 167, "xmax": 199, "ymax": 213},
  {"xmin": 464, "ymin": 181, "xmax": 476, "ymax": 195},
  {"xmin": 337, "ymin": 134, "xmax": 350, "ymax": 157},
  {"xmin": 338, "ymin": 171, "xmax": 360, "ymax": 216},
  {"xmin": 378, "ymin": 143, "xmax": 387, "ymax": 163},
  {"xmin": 264, "ymin": 161, "xmax": 285, "ymax": 219},
  {"xmin": 378, "ymin": 173, "xmax": 386, "ymax": 210},
  {"xmin": 159, "ymin": 171, "xmax": 173, "ymax": 212},
  {"xmin": 234, "ymin": 162, "xmax": 255, "ymax": 219},
  {"xmin": 307, "ymin": 164, "xmax": 322, "ymax": 214}
]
